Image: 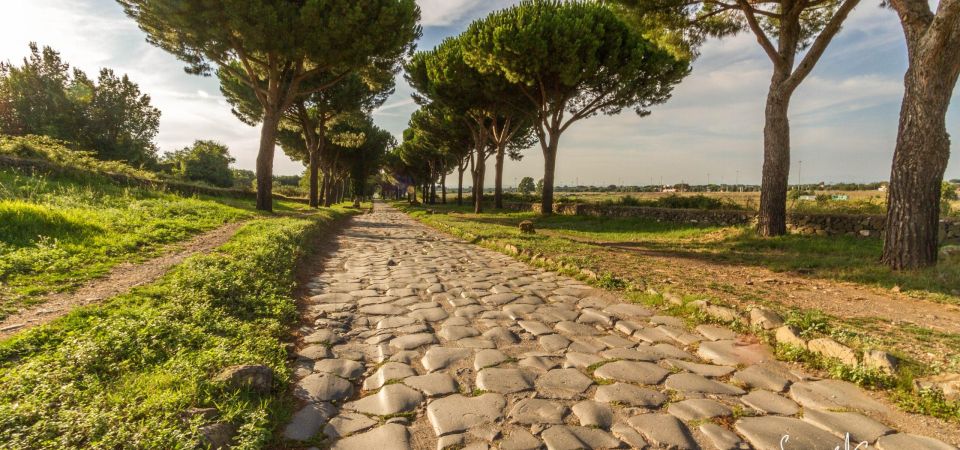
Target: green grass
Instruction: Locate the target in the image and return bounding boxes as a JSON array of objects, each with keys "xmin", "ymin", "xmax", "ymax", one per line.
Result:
[
  {"xmin": 403, "ymin": 202, "xmax": 960, "ymax": 299},
  {"xmin": 0, "ymin": 168, "xmax": 314, "ymax": 319},
  {"xmin": 0, "ymin": 207, "xmax": 353, "ymax": 449}
]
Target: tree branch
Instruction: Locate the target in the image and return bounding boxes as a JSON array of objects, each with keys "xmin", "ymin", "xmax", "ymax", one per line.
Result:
[
  {"xmin": 737, "ymin": 0, "xmax": 784, "ymax": 65},
  {"xmin": 784, "ymin": 0, "xmax": 862, "ymax": 93}
]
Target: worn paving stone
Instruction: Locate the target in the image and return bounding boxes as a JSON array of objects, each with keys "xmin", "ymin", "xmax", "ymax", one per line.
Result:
[
  {"xmin": 284, "ymin": 402, "xmax": 337, "ymax": 441},
  {"xmin": 731, "ymin": 364, "xmax": 792, "ymax": 392},
  {"xmin": 700, "ymin": 423, "xmax": 747, "ymax": 450},
  {"xmin": 571, "ymin": 400, "xmax": 614, "ymax": 429},
  {"xmin": 342, "ymin": 384, "xmax": 423, "ymax": 416},
  {"xmin": 541, "ymin": 425, "xmax": 622, "ymax": 450},
  {"xmin": 667, "ymin": 398, "xmax": 733, "ymax": 421},
  {"xmin": 476, "ymin": 368, "xmax": 536, "ymax": 394},
  {"xmin": 519, "ymin": 320, "xmax": 554, "ymax": 336},
  {"xmin": 422, "ymin": 346, "xmax": 473, "ymax": 372},
  {"xmin": 509, "ymin": 398, "xmax": 568, "ymax": 425},
  {"xmin": 875, "ymin": 433, "xmax": 957, "ymax": 450},
  {"xmin": 426, "ymin": 393, "xmax": 506, "ymax": 436},
  {"xmin": 695, "ymin": 324, "xmax": 737, "ymax": 341},
  {"xmin": 664, "ymin": 372, "xmax": 746, "ymax": 395},
  {"xmin": 539, "ymin": 333, "xmax": 572, "ymax": 352},
  {"xmin": 594, "ymin": 383, "xmax": 667, "ymax": 408},
  {"xmin": 736, "ymin": 416, "xmax": 843, "ymax": 450},
  {"xmin": 593, "ymin": 360, "xmax": 670, "ymax": 385},
  {"xmin": 294, "ymin": 373, "xmax": 354, "ymax": 403},
  {"xmin": 741, "ymin": 389, "xmax": 800, "ymax": 416},
  {"xmin": 802, "ymin": 408, "xmax": 893, "ymax": 443},
  {"xmin": 323, "ymin": 412, "xmax": 377, "ymax": 439},
  {"xmin": 390, "ymin": 332, "xmax": 438, "ymax": 350},
  {"xmin": 499, "ymin": 429, "xmax": 543, "ymax": 450},
  {"xmin": 664, "ymin": 359, "xmax": 735, "ymax": 378},
  {"xmin": 313, "ymin": 359, "xmax": 365, "ymax": 380},
  {"xmin": 535, "ymin": 368, "xmax": 594, "ymax": 399},
  {"xmin": 627, "ymin": 414, "xmax": 698, "ymax": 450},
  {"xmin": 475, "ymin": 348, "xmax": 509, "ymax": 370},
  {"xmin": 330, "ymin": 424, "xmax": 411, "ymax": 450},
  {"xmin": 362, "ymin": 362, "xmax": 417, "ymax": 390},
  {"xmin": 789, "ymin": 379, "xmax": 889, "ymax": 413},
  {"xmin": 403, "ymin": 372, "xmax": 458, "ymax": 397}
]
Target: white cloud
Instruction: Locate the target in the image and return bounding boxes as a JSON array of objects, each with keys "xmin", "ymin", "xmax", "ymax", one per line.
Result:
[{"xmin": 416, "ymin": 0, "xmax": 514, "ymax": 26}]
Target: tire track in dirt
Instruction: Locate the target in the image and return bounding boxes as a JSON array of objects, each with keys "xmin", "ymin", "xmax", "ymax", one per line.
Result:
[{"xmin": 0, "ymin": 221, "xmax": 247, "ymax": 339}]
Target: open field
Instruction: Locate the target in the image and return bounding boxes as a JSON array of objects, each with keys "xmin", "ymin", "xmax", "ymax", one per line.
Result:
[{"xmin": 0, "ymin": 167, "xmax": 312, "ymax": 320}]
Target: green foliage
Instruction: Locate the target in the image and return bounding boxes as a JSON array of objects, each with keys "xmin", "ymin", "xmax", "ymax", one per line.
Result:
[
  {"xmin": 231, "ymin": 169, "xmax": 256, "ymax": 190},
  {"xmin": 0, "ymin": 210, "xmax": 351, "ymax": 448},
  {"xmin": 518, "ymin": 177, "xmax": 536, "ymax": 196},
  {"xmin": 0, "ymin": 167, "xmax": 254, "ymax": 317},
  {"xmin": 943, "ymin": 181, "xmax": 959, "ymax": 201},
  {"xmin": 163, "ymin": 140, "xmax": 235, "ymax": 188},
  {"xmin": 0, "ymin": 135, "xmax": 156, "ymax": 180},
  {"xmin": 0, "ymin": 44, "xmax": 160, "ymax": 166},
  {"xmin": 536, "ymin": 178, "xmax": 544, "ymax": 195},
  {"xmin": 597, "ymin": 194, "xmax": 738, "ymax": 210}
]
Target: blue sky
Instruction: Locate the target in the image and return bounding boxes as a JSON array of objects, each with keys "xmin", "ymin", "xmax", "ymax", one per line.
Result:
[{"xmin": 1, "ymin": 0, "xmax": 957, "ymax": 186}]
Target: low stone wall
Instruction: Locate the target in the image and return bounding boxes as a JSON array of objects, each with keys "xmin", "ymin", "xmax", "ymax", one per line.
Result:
[{"xmin": 504, "ymin": 202, "xmax": 960, "ymax": 243}]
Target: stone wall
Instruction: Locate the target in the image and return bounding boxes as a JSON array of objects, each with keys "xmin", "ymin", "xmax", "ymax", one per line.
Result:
[{"xmin": 504, "ymin": 202, "xmax": 960, "ymax": 243}]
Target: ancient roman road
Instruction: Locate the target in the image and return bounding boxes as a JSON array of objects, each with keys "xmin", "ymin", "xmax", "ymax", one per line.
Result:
[{"xmin": 282, "ymin": 203, "xmax": 957, "ymax": 450}]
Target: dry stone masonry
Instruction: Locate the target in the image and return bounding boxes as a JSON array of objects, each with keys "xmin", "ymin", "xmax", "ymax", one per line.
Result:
[{"xmin": 283, "ymin": 203, "xmax": 958, "ymax": 449}]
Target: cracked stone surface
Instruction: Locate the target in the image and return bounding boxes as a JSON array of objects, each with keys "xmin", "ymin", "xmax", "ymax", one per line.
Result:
[{"xmin": 279, "ymin": 203, "xmax": 958, "ymax": 449}]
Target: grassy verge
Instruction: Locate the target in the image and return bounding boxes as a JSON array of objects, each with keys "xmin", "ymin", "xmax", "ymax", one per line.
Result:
[
  {"xmin": 0, "ymin": 206, "xmax": 355, "ymax": 449},
  {"xmin": 404, "ymin": 202, "xmax": 959, "ymax": 299},
  {"xmin": 397, "ymin": 201, "xmax": 960, "ymax": 421},
  {"xmin": 0, "ymin": 167, "xmax": 313, "ymax": 319}
]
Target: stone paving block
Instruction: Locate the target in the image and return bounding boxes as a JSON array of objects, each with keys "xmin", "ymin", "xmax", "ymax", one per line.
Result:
[
  {"xmin": 535, "ymin": 368, "xmax": 594, "ymax": 399},
  {"xmin": 362, "ymin": 361, "xmax": 417, "ymax": 390},
  {"xmin": 789, "ymin": 379, "xmax": 888, "ymax": 413},
  {"xmin": 664, "ymin": 359, "xmax": 735, "ymax": 378},
  {"xmin": 700, "ymin": 423, "xmax": 747, "ymax": 450},
  {"xmin": 664, "ymin": 372, "xmax": 746, "ymax": 395},
  {"xmin": 740, "ymin": 389, "xmax": 800, "ymax": 416},
  {"xmin": 331, "ymin": 423, "xmax": 411, "ymax": 450},
  {"xmin": 594, "ymin": 383, "xmax": 667, "ymax": 408},
  {"xmin": 593, "ymin": 360, "xmax": 670, "ymax": 385},
  {"xmin": 508, "ymin": 398, "xmax": 568, "ymax": 425},
  {"xmin": 323, "ymin": 412, "xmax": 377, "ymax": 439},
  {"xmin": 403, "ymin": 372, "xmax": 458, "ymax": 397},
  {"xmin": 875, "ymin": 433, "xmax": 957, "ymax": 450},
  {"xmin": 627, "ymin": 414, "xmax": 698, "ymax": 450},
  {"xmin": 422, "ymin": 346, "xmax": 473, "ymax": 372},
  {"xmin": 541, "ymin": 425, "xmax": 622, "ymax": 450},
  {"xmin": 476, "ymin": 368, "xmax": 536, "ymax": 394},
  {"xmin": 426, "ymin": 394, "xmax": 506, "ymax": 436},
  {"xmin": 284, "ymin": 402, "xmax": 337, "ymax": 441},
  {"xmin": 347, "ymin": 383, "xmax": 423, "ymax": 416},
  {"xmin": 801, "ymin": 408, "xmax": 893, "ymax": 443},
  {"xmin": 571, "ymin": 400, "xmax": 614, "ymax": 429},
  {"xmin": 668, "ymin": 398, "xmax": 733, "ymax": 421},
  {"xmin": 294, "ymin": 372, "xmax": 354, "ymax": 403},
  {"xmin": 735, "ymin": 416, "xmax": 843, "ymax": 450}
]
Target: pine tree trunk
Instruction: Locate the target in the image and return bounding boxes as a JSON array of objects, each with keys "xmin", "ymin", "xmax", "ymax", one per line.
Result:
[
  {"xmin": 441, "ymin": 171, "xmax": 447, "ymax": 204},
  {"xmin": 883, "ymin": 51, "xmax": 956, "ymax": 269},
  {"xmin": 457, "ymin": 167, "xmax": 464, "ymax": 205},
  {"xmin": 308, "ymin": 150, "xmax": 320, "ymax": 208},
  {"xmin": 757, "ymin": 81, "xmax": 792, "ymax": 237},
  {"xmin": 255, "ymin": 109, "xmax": 281, "ymax": 212},
  {"xmin": 474, "ymin": 157, "xmax": 486, "ymax": 213},
  {"xmin": 322, "ymin": 169, "xmax": 334, "ymax": 207},
  {"xmin": 494, "ymin": 144, "xmax": 506, "ymax": 209},
  {"xmin": 540, "ymin": 132, "xmax": 560, "ymax": 215}
]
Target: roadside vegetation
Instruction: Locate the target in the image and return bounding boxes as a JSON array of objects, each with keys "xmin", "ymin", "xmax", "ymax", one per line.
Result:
[
  {"xmin": 0, "ymin": 208, "xmax": 354, "ymax": 449},
  {"xmin": 0, "ymin": 136, "xmax": 313, "ymax": 319},
  {"xmin": 400, "ymin": 202, "xmax": 959, "ymax": 298},
  {"xmin": 398, "ymin": 201, "xmax": 960, "ymax": 421}
]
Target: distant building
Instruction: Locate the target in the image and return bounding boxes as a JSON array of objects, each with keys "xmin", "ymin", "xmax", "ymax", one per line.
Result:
[
  {"xmin": 832, "ymin": 194, "xmax": 849, "ymax": 201},
  {"xmin": 662, "ymin": 187, "xmax": 677, "ymax": 193}
]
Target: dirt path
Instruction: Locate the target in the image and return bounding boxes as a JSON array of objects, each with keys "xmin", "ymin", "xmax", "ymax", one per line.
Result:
[
  {"xmin": 0, "ymin": 221, "xmax": 246, "ymax": 339},
  {"xmin": 544, "ymin": 231, "xmax": 960, "ymax": 335},
  {"xmin": 280, "ymin": 203, "xmax": 958, "ymax": 449}
]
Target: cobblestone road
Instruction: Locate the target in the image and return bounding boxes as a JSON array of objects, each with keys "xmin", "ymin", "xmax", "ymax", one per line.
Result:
[{"xmin": 283, "ymin": 203, "xmax": 957, "ymax": 450}]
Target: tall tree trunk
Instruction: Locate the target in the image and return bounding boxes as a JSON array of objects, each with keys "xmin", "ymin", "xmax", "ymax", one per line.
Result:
[
  {"xmin": 255, "ymin": 109, "xmax": 281, "ymax": 212},
  {"xmin": 757, "ymin": 78, "xmax": 792, "ymax": 237},
  {"xmin": 473, "ymin": 157, "xmax": 486, "ymax": 213},
  {"xmin": 308, "ymin": 150, "xmax": 320, "ymax": 208},
  {"xmin": 883, "ymin": 49, "xmax": 958, "ymax": 269},
  {"xmin": 441, "ymin": 171, "xmax": 447, "ymax": 204},
  {"xmin": 457, "ymin": 166, "xmax": 465, "ymax": 205},
  {"xmin": 322, "ymin": 169, "xmax": 334, "ymax": 207},
  {"xmin": 540, "ymin": 132, "xmax": 560, "ymax": 215},
  {"xmin": 494, "ymin": 144, "xmax": 506, "ymax": 209}
]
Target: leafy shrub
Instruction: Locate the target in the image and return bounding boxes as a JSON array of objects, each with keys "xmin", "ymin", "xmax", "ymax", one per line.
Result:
[
  {"xmin": 0, "ymin": 212, "xmax": 348, "ymax": 449},
  {"xmin": 0, "ymin": 135, "xmax": 156, "ymax": 180}
]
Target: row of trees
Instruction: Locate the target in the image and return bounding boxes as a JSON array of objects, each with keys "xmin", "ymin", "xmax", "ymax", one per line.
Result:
[
  {"xmin": 396, "ymin": 1, "xmax": 689, "ymax": 215},
  {"xmin": 118, "ymin": 0, "xmax": 421, "ymax": 210},
  {"xmin": 0, "ymin": 43, "xmax": 161, "ymax": 167},
  {"xmin": 392, "ymin": 0, "xmax": 959, "ymax": 270}
]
